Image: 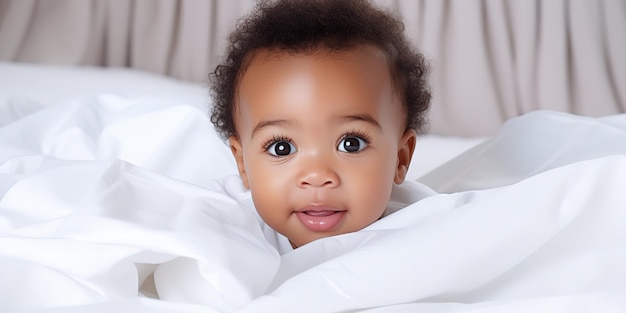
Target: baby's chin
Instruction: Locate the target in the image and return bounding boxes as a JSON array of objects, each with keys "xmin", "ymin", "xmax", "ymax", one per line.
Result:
[
  {"xmin": 285, "ymin": 225, "xmax": 370, "ymax": 249},
  {"xmin": 286, "ymin": 231, "xmax": 338, "ymax": 249}
]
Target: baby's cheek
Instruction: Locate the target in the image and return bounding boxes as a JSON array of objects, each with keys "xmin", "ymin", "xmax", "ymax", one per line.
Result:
[
  {"xmin": 354, "ymin": 168, "xmax": 392, "ymax": 204},
  {"xmin": 248, "ymin": 165, "xmax": 290, "ymax": 208},
  {"xmin": 250, "ymin": 187, "xmax": 280, "ymax": 224}
]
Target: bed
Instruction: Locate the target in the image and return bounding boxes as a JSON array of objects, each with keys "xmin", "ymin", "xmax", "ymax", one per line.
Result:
[
  {"xmin": 1, "ymin": 1, "xmax": 626, "ymax": 312},
  {"xmin": 2, "ymin": 62, "xmax": 626, "ymax": 313}
]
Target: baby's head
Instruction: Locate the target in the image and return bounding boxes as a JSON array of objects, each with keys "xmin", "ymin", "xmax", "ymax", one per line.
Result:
[{"xmin": 210, "ymin": 0, "xmax": 431, "ymax": 248}]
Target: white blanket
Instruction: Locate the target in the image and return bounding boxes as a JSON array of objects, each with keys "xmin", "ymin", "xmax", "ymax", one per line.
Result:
[{"xmin": 1, "ymin": 95, "xmax": 625, "ymax": 312}]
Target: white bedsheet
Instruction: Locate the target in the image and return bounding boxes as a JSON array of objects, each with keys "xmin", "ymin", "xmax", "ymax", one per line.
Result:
[{"xmin": 1, "ymin": 93, "xmax": 626, "ymax": 312}]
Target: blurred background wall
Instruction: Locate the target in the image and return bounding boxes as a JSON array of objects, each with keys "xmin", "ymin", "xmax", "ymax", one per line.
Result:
[{"xmin": 1, "ymin": 0, "xmax": 624, "ymax": 135}]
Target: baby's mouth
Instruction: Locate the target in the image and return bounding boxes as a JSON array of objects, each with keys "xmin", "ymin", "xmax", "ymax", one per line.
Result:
[
  {"xmin": 302, "ymin": 210, "xmax": 337, "ymax": 217},
  {"xmin": 295, "ymin": 206, "xmax": 346, "ymax": 232}
]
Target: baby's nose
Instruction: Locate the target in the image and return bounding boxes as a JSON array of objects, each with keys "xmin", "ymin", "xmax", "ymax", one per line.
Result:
[{"xmin": 298, "ymin": 163, "xmax": 340, "ymax": 188}]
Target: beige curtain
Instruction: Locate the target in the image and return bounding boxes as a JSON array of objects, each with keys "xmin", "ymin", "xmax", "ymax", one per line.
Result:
[
  {"xmin": 1, "ymin": 0, "xmax": 625, "ymax": 135},
  {"xmin": 388, "ymin": 0, "xmax": 626, "ymax": 135},
  {"xmin": 0, "ymin": 0, "xmax": 256, "ymax": 84}
]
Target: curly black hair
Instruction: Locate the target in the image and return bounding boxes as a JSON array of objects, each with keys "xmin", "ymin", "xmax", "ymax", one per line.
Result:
[{"xmin": 209, "ymin": 0, "xmax": 431, "ymax": 140}]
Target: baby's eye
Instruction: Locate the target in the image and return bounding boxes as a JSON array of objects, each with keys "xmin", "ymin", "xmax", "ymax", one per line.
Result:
[
  {"xmin": 338, "ymin": 136, "xmax": 368, "ymax": 153},
  {"xmin": 267, "ymin": 141, "xmax": 297, "ymax": 156}
]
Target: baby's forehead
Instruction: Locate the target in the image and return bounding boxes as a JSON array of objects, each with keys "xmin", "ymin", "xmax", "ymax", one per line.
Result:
[
  {"xmin": 233, "ymin": 45, "xmax": 407, "ymax": 126},
  {"xmin": 238, "ymin": 45, "xmax": 398, "ymax": 100},
  {"xmin": 237, "ymin": 45, "xmax": 396, "ymax": 98},
  {"xmin": 235, "ymin": 44, "xmax": 404, "ymax": 113}
]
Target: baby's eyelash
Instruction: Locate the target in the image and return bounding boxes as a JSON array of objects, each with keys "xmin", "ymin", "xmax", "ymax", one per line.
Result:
[
  {"xmin": 262, "ymin": 134, "xmax": 293, "ymax": 151},
  {"xmin": 343, "ymin": 129, "xmax": 372, "ymax": 143}
]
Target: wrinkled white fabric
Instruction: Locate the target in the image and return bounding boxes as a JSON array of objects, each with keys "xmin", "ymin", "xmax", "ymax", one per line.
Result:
[
  {"xmin": 242, "ymin": 155, "xmax": 626, "ymax": 312},
  {"xmin": 2, "ymin": 157, "xmax": 625, "ymax": 312},
  {"xmin": 0, "ymin": 94, "xmax": 237, "ymax": 189},
  {"xmin": 420, "ymin": 111, "xmax": 626, "ymax": 192},
  {"xmin": 1, "ymin": 95, "xmax": 625, "ymax": 312},
  {"xmin": 0, "ymin": 160, "xmax": 280, "ymax": 312}
]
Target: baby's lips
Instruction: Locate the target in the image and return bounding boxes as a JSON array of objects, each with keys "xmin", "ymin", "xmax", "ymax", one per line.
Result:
[
  {"xmin": 302, "ymin": 210, "xmax": 337, "ymax": 216},
  {"xmin": 295, "ymin": 206, "xmax": 346, "ymax": 232},
  {"xmin": 297, "ymin": 204, "xmax": 344, "ymax": 213}
]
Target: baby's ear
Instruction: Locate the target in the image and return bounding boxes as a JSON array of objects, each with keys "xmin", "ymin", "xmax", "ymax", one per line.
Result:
[
  {"xmin": 228, "ymin": 136, "xmax": 250, "ymax": 189},
  {"xmin": 394, "ymin": 129, "xmax": 417, "ymax": 184}
]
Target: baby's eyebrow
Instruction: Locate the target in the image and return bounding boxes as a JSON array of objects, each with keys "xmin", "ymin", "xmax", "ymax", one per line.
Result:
[
  {"xmin": 251, "ymin": 119, "xmax": 292, "ymax": 138},
  {"xmin": 250, "ymin": 114, "xmax": 381, "ymax": 138},
  {"xmin": 339, "ymin": 114, "xmax": 382, "ymax": 130}
]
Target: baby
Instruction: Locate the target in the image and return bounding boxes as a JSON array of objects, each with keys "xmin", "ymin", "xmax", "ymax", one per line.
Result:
[{"xmin": 210, "ymin": 0, "xmax": 431, "ymax": 250}]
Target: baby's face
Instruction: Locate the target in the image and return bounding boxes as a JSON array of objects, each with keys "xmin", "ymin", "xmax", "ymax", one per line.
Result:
[{"xmin": 229, "ymin": 45, "xmax": 416, "ymax": 248}]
